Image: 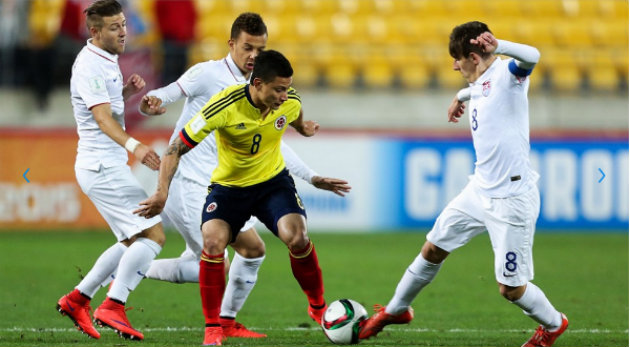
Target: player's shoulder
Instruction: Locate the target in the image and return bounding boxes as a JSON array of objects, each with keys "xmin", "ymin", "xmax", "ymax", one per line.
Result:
[
  {"xmin": 180, "ymin": 60, "xmax": 222, "ymax": 84},
  {"xmin": 287, "ymin": 87, "xmax": 301, "ymax": 104}
]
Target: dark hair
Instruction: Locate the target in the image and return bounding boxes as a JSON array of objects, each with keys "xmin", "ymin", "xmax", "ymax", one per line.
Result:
[
  {"xmin": 449, "ymin": 21, "xmax": 492, "ymax": 59},
  {"xmin": 250, "ymin": 50, "xmax": 293, "ymax": 83},
  {"xmin": 84, "ymin": 0, "xmax": 123, "ymax": 30},
  {"xmin": 230, "ymin": 12, "xmax": 267, "ymax": 40}
]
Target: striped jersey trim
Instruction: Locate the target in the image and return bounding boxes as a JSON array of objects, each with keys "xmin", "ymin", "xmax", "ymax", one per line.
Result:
[
  {"xmin": 179, "ymin": 130, "xmax": 197, "ymax": 148},
  {"xmin": 202, "ymin": 87, "xmax": 246, "ymax": 120}
]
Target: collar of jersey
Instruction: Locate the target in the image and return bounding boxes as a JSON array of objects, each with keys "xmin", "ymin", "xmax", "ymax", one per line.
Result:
[
  {"xmin": 225, "ymin": 54, "xmax": 248, "ymax": 83},
  {"xmin": 86, "ymin": 39, "xmax": 118, "ymax": 63},
  {"xmin": 243, "ymin": 84, "xmax": 258, "ymax": 111},
  {"xmin": 473, "ymin": 56, "xmax": 501, "ymax": 85}
]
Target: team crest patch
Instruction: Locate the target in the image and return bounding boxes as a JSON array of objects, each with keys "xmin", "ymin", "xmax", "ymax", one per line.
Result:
[
  {"xmin": 482, "ymin": 80, "xmax": 491, "ymax": 97},
  {"xmin": 274, "ymin": 115, "xmax": 287, "ymax": 130},
  {"xmin": 206, "ymin": 202, "xmax": 218, "ymax": 213}
]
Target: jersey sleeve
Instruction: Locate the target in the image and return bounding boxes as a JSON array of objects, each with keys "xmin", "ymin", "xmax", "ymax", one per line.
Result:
[
  {"xmin": 179, "ymin": 95, "xmax": 229, "ymax": 148},
  {"xmin": 176, "ymin": 63, "xmax": 206, "ymax": 98},
  {"xmin": 285, "ymin": 88, "xmax": 303, "ymax": 122},
  {"xmin": 74, "ymin": 64, "xmax": 110, "ymax": 109}
]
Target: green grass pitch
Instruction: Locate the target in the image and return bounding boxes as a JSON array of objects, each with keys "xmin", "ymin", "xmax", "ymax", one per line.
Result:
[{"xmin": 0, "ymin": 230, "xmax": 627, "ymax": 347}]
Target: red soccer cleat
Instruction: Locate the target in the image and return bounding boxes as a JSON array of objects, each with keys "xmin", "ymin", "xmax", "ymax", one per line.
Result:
[
  {"xmin": 220, "ymin": 318, "xmax": 266, "ymax": 338},
  {"xmin": 203, "ymin": 326, "xmax": 223, "ymax": 346},
  {"xmin": 56, "ymin": 290, "xmax": 101, "ymax": 339},
  {"xmin": 522, "ymin": 313, "xmax": 569, "ymax": 347},
  {"xmin": 308, "ymin": 303, "xmax": 328, "ymax": 324},
  {"xmin": 358, "ymin": 304, "xmax": 414, "ymax": 339},
  {"xmin": 93, "ymin": 297, "xmax": 144, "ymax": 340}
]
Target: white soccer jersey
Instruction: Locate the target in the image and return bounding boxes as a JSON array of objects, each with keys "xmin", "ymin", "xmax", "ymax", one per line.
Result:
[
  {"xmin": 71, "ymin": 39, "xmax": 127, "ymax": 170},
  {"xmin": 155, "ymin": 54, "xmax": 247, "ymax": 185},
  {"xmin": 467, "ymin": 57, "xmax": 538, "ymax": 198}
]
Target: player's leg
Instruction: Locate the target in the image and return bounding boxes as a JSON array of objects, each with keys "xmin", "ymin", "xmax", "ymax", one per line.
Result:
[
  {"xmin": 199, "ymin": 183, "xmax": 251, "ymax": 345},
  {"xmin": 145, "ymin": 175, "xmax": 206, "ymax": 283},
  {"xmin": 486, "ymin": 186, "xmax": 567, "ymax": 347},
  {"xmin": 87, "ymin": 165, "xmax": 164, "ymax": 340},
  {"xmin": 276, "ymin": 212, "xmax": 327, "ymax": 323},
  {"xmin": 199, "ymin": 219, "xmax": 232, "ymax": 346},
  {"xmin": 220, "ymin": 222, "xmax": 267, "ymax": 338},
  {"xmin": 360, "ymin": 181, "xmax": 486, "ymax": 339}
]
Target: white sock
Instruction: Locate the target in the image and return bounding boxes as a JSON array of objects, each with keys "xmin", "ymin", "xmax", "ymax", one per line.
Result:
[
  {"xmin": 220, "ymin": 253, "xmax": 264, "ymax": 318},
  {"xmin": 76, "ymin": 242, "xmax": 126, "ymax": 298},
  {"xmin": 108, "ymin": 238, "xmax": 162, "ymax": 303},
  {"xmin": 145, "ymin": 257, "xmax": 199, "ymax": 283},
  {"xmin": 512, "ymin": 282, "xmax": 562, "ymax": 330},
  {"xmin": 386, "ymin": 254, "xmax": 442, "ymax": 315}
]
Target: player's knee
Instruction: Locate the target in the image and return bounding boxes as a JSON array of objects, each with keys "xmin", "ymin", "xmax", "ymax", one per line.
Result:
[
  {"xmin": 421, "ymin": 241, "xmax": 449, "ymax": 264},
  {"xmin": 498, "ymin": 283, "xmax": 525, "ymax": 301}
]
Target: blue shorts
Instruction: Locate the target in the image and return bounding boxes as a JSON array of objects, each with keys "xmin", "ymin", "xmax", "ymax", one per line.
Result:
[{"xmin": 201, "ymin": 169, "xmax": 307, "ymax": 242}]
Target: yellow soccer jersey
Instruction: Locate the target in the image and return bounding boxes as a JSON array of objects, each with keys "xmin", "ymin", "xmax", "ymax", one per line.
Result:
[{"xmin": 179, "ymin": 83, "xmax": 301, "ymax": 187}]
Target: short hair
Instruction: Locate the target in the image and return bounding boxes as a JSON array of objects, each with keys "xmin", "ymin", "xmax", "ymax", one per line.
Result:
[
  {"xmin": 449, "ymin": 21, "xmax": 492, "ymax": 60},
  {"xmin": 250, "ymin": 50, "xmax": 293, "ymax": 83},
  {"xmin": 230, "ymin": 12, "xmax": 267, "ymax": 40},
  {"xmin": 84, "ymin": 0, "xmax": 123, "ymax": 31}
]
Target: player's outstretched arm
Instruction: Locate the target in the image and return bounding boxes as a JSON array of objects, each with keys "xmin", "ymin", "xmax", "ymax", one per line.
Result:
[
  {"xmin": 311, "ymin": 176, "xmax": 352, "ymax": 197},
  {"xmin": 139, "ymin": 81, "xmax": 186, "ymax": 116},
  {"xmin": 134, "ymin": 136, "xmax": 191, "ymax": 218},
  {"xmin": 291, "ymin": 109, "xmax": 319, "ymax": 137},
  {"xmin": 92, "ymin": 103, "xmax": 161, "ymax": 170}
]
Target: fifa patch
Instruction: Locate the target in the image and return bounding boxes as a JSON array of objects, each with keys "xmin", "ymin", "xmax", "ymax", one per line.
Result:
[
  {"xmin": 186, "ymin": 65, "xmax": 203, "ymax": 81},
  {"xmin": 89, "ymin": 76, "xmax": 106, "ymax": 93},
  {"xmin": 190, "ymin": 114, "xmax": 205, "ymax": 133},
  {"xmin": 206, "ymin": 202, "xmax": 218, "ymax": 213},
  {"xmin": 482, "ymin": 80, "xmax": 491, "ymax": 97},
  {"xmin": 274, "ymin": 115, "xmax": 287, "ymax": 130}
]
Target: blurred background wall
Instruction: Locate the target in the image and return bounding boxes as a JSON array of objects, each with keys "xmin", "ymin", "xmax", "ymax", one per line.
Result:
[{"xmin": 0, "ymin": 0, "xmax": 627, "ymax": 231}]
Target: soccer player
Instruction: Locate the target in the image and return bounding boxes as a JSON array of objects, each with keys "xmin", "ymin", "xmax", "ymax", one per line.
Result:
[
  {"xmin": 56, "ymin": 0, "xmax": 164, "ymax": 341},
  {"xmin": 137, "ymin": 13, "xmax": 349, "ymax": 338},
  {"xmin": 359, "ymin": 21, "xmax": 569, "ymax": 347},
  {"xmin": 135, "ymin": 50, "xmax": 326, "ymax": 346}
]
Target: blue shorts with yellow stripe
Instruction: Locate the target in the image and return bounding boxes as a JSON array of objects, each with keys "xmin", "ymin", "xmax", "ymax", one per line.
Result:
[{"xmin": 201, "ymin": 169, "xmax": 307, "ymax": 242}]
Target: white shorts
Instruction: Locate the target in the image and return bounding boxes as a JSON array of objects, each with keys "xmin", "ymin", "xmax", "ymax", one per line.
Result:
[
  {"xmin": 426, "ymin": 180, "xmax": 540, "ymax": 287},
  {"xmin": 75, "ymin": 165, "xmax": 161, "ymax": 242},
  {"xmin": 163, "ymin": 171, "xmax": 258, "ymax": 259}
]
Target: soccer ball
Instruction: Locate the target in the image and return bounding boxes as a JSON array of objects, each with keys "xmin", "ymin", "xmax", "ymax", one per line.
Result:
[{"xmin": 321, "ymin": 299, "xmax": 368, "ymax": 344}]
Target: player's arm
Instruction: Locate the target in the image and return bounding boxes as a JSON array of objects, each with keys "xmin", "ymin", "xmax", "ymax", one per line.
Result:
[
  {"xmin": 290, "ymin": 108, "xmax": 319, "ymax": 137},
  {"xmin": 139, "ymin": 81, "xmax": 187, "ymax": 116},
  {"xmin": 134, "ymin": 135, "xmax": 191, "ymax": 218},
  {"xmin": 447, "ymin": 87, "xmax": 471, "ymax": 123},
  {"xmin": 281, "ymin": 141, "xmax": 352, "ymax": 196},
  {"xmin": 91, "ymin": 103, "xmax": 160, "ymax": 170},
  {"xmin": 472, "ymin": 32, "xmax": 540, "ymax": 73},
  {"xmin": 121, "ymin": 73, "xmax": 146, "ymax": 101}
]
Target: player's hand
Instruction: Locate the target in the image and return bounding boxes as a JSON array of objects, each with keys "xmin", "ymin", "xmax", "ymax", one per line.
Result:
[
  {"xmin": 134, "ymin": 191, "xmax": 167, "ymax": 218},
  {"xmin": 311, "ymin": 176, "xmax": 351, "ymax": 197},
  {"xmin": 140, "ymin": 95, "xmax": 167, "ymax": 115},
  {"xmin": 134, "ymin": 143, "xmax": 161, "ymax": 170},
  {"xmin": 470, "ymin": 31, "xmax": 498, "ymax": 54},
  {"xmin": 123, "ymin": 73, "xmax": 146, "ymax": 96},
  {"xmin": 447, "ymin": 96, "xmax": 466, "ymax": 123},
  {"xmin": 297, "ymin": 120, "xmax": 320, "ymax": 137}
]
